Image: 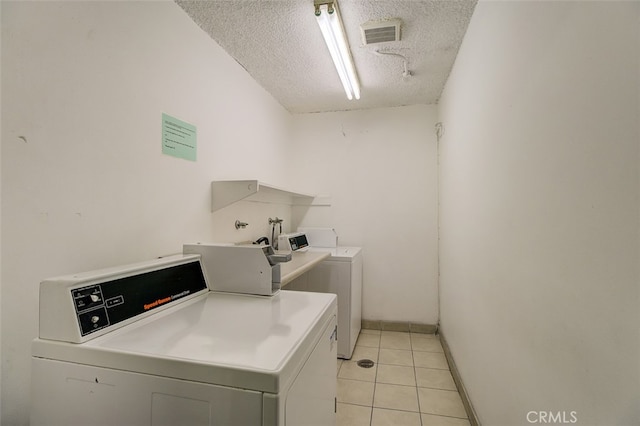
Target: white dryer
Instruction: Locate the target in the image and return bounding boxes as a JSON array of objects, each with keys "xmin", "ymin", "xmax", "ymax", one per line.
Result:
[
  {"xmin": 283, "ymin": 228, "xmax": 362, "ymax": 360},
  {"xmin": 31, "ymin": 254, "xmax": 337, "ymax": 426}
]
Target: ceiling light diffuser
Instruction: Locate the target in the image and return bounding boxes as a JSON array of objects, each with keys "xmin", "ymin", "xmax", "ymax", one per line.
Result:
[{"xmin": 314, "ymin": 1, "xmax": 360, "ymax": 100}]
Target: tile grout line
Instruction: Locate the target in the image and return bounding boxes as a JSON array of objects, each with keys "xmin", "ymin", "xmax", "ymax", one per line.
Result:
[
  {"xmin": 369, "ymin": 333, "xmax": 381, "ymax": 426},
  {"xmin": 411, "ymin": 333, "xmax": 425, "ymax": 426}
]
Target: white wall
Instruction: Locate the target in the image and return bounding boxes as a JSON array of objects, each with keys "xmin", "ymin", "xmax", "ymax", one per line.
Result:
[
  {"xmin": 1, "ymin": 1, "xmax": 293, "ymax": 424},
  {"xmin": 438, "ymin": 2, "xmax": 639, "ymax": 425},
  {"xmin": 290, "ymin": 105, "xmax": 439, "ymax": 325}
]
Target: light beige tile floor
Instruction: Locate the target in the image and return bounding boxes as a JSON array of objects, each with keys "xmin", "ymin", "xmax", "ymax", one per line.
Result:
[{"xmin": 337, "ymin": 330, "xmax": 471, "ymax": 426}]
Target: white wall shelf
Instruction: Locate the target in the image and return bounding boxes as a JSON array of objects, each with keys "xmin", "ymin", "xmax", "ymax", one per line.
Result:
[{"xmin": 211, "ymin": 180, "xmax": 331, "ymax": 212}]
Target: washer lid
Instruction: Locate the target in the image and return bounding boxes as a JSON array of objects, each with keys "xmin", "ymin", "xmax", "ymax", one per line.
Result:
[
  {"xmin": 297, "ymin": 227, "xmax": 338, "ymax": 248},
  {"xmin": 308, "ymin": 246, "xmax": 362, "ymax": 261},
  {"xmin": 32, "ymin": 290, "xmax": 336, "ymax": 393}
]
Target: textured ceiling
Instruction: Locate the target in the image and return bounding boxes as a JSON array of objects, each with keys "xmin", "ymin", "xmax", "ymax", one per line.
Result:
[{"xmin": 176, "ymin": 0, "xmax": 477, "ymax": 114}]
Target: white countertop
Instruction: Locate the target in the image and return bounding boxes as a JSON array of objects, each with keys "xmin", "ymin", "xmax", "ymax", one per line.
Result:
[{"xmin": 279, "ymin": 250, "xmax": 330, "ymax": 286}]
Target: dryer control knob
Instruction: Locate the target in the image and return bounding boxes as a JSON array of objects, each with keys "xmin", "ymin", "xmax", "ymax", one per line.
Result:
[
  {"xmin": 90, "ymin": 294, "xmax": 101, "ymax": 303},
  {"xmin": 91, "ymin": 316, "xmax": 100, "ymax": 324}
]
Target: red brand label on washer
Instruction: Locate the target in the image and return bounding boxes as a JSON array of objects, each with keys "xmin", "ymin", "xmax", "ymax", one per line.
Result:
[{"xmin": 143, "ymin": 296, "xmax": 172, "ymax": 311}]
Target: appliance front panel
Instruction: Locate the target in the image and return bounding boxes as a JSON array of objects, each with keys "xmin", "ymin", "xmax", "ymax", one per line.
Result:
[{"xmin": 31, "ymin": 358, "xmax": 262, "ymax": 426}]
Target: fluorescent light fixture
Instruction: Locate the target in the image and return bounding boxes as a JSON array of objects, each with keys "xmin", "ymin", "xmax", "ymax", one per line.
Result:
[{"xmin": 315, "ymin": 1, "xmax": 360, "ymax": 100}]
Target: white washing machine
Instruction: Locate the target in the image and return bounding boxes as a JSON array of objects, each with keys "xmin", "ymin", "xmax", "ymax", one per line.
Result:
[
  {"xmin": 31, "ymin": 254, "xmax": 337, "ymax": 426},
  {"xmin": 282, "ymin": 228, "xmax": 362, "ymax": 360}
]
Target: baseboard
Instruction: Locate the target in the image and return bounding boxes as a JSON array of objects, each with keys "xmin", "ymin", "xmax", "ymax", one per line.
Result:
[
  {"xmin": 439, "ymin": 332, "xmax": 481, "ymax": 426},
  {"xmin": 361, "ymin": 320, "xmax": 437, "ymax": 334}
]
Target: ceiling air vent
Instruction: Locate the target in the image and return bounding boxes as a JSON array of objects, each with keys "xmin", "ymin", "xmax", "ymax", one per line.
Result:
[{"xmin": 360, "ymin": 19, "xmax": 402, "ymax": 45}]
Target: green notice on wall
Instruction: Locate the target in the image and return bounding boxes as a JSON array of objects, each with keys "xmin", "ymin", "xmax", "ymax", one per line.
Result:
[{"xmin": 162, "ymin": 113, "xmax": 196, "ymax": 161}]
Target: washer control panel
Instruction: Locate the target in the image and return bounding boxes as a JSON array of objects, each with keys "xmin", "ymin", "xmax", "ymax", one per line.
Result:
[{"xmin": 71, "ymin": 260, "xmax": 208, "ymax": 337}]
